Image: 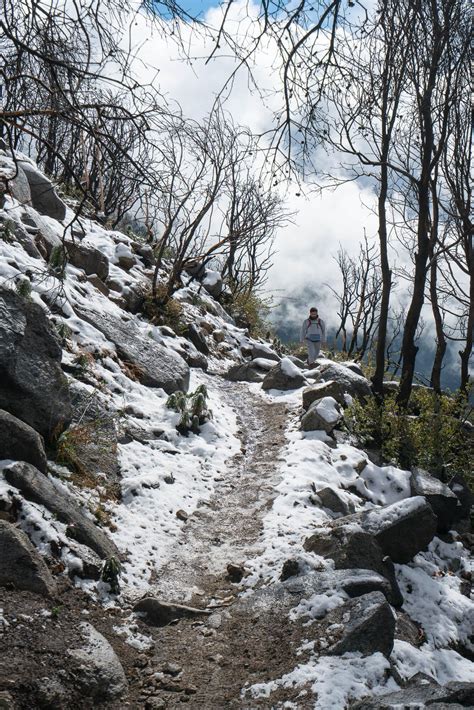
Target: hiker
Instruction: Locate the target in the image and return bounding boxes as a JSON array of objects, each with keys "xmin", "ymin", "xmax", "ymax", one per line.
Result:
[{"xmin": 301, "ymin": 307, "xmax": 326, "ymax": 367}]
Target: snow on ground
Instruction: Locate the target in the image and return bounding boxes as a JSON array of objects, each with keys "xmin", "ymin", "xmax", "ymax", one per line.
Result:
[
  {"xmin": 240, "ymin": 381, "xmax": 474, "ymax": 707},
  {"xmin": 243, "ymin": 650, "xmax": 398, "ymax": 709},
  {"xmin": 108, "ymin": 368, "xmax": 240, "ymax": 595}
]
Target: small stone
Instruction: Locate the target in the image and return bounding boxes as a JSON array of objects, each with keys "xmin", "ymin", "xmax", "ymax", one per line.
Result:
[
  {"xmin": 164, "ymin": 474, "xmax": 175, "ymax": 484},
  {"xmin": 207, "ymin": 613, "xmax": 222, "ymax": 629},
  {"xmin": 176, "ymin": 510, "xmax": 188, "ymax": 522},
  {"xmin": 185, "ymin": 686, "xmax": 198, "ymax": 695},
  {"xmin": 280, "ymin": 558, "xmax": 300, "ymax": 581},
  {"xmin": 163, "ymin": 663, "xmax": 182, "ymax": 677},
  {"xmin": 226, "ymin": 563, "xmax": 245, "ymax": 582}
]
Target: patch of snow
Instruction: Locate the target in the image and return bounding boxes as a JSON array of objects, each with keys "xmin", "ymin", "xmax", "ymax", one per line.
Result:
[
  {"xmin": 113, "ymin": 618, "xmax": 154, "ymax": 651},
  {"xmin": 202, "ymin": 269, "xmax": 221, "ymax": 287},
  {"xmin": 243, "ymin": 651, "xmax": 398, "ymax": 709},
  {"xmin": 396, "ymin": 539, "xmax": 474, "ymax": 651},
  {"xmin": 391, "ymin": 639, "xmax": 474, "ymax": 684},
  {"xmin": 289, "ymin": 590, "xmax": 348, "ymax": 623},
  {"xmin": 312, "ymin": 396, "xmax": 341, "ymax": 424},
  {"xmin": 280, "ymin": 357, "xmax": 302, "ymax": 379}
]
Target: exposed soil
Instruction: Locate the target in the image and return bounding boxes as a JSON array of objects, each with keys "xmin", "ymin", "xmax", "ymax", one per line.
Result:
[{"xmin": 1, "ymin": 378, "xmax": 308, "ymax": 710}]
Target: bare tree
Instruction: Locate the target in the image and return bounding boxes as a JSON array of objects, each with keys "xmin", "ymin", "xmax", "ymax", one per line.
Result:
[{"xmin": 328, "ymin": 235, "xmax": 382, "ymax": 360}]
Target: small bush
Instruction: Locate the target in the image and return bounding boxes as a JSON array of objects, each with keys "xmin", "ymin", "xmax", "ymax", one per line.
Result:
[
  {"xmin": 101, "ymin": 556, "xmax": 121, "ymax": 595},
  {"xmin": 166, "ymin": 384, "xmax": 212, "ymax": 435},
  {"xmin": 226, "ymin": 288, "xmax": 272, "ymax": 337},
  {"xmin": 346, "ymin": 388, "xmax": 473, "ymax": 485},
  {"xmin": 142, "ymin": 283, "xmax": 184, "ymax": 333},
  {"xmin": 49, "ymin": 245, "xmax": 67, "ymax": 278},
  {"xmin": 15, "ymin": 278, "xmax": 32, "ymax": 300}
]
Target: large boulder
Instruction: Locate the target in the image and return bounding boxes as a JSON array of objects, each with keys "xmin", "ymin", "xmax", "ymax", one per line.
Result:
[
  {"xmin": 0, "ymin": 520, "xmax": 57, "ymax": 597},
  {"xmin": 326, "ymin": 496, "xmax": 438, "ymax": 564},
  {"xmin": 314, "ymin": 591, "xmax": 395, "ymax": 658},
  {"xmin": 68, "ymin": 623, "xmax": 128, "ymax": 701},
  {"xmin": 262, "ymin": 358, "xmax": 306, "ymax": 391},
  {"xmin": 0, "ymin": 409, "xmax": 47, "ymax": 473},
  {"xmin": 3, "ymin": 462, "xmax": 120, "ymax": 560},
  {"xmin": 0, "ymin": 288, "xmax": 71, "ymax": 441},
  {"xmin": 65, "ymin": 241, "xmax": 109, "ymax": 281},
  {"xmin": 74, "ymin": 305, "xmax": 189, "ymax": 394},
  {"xmin": 302, "ymin": 380, "xmax": 346, "ymax": 410},
  {"xmin": 301, "ymin": 396, "xmax": 343, "ymax": 433},
  {"xmin": 304, "ymin": 527, "xmax": 403, "ymax": 607},
  {"xmin": 18, "ymin": 160, "xmax": 66, "ymax": 221},
  {"xmin": 68, "ymin": 383, "xmax": 119, "ymax": 487},
  {"xmin": 317, "ymin": 361, "xmax": 372, "ymax": 401},
  {"xmin": 237, "ymin": 569, "xmax": 393, "ymax": 617},
  {"xmin": 410, "ymin": 468, "xmax": 461, "ymax": 533}
]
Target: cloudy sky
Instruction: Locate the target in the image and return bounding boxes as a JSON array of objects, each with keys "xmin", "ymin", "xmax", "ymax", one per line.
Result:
[{"xmin": 126, "ymin": 1, "xmax": 381, "ymax": 329}]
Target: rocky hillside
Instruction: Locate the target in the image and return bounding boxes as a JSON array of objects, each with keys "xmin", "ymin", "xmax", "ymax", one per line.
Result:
[{"xmin": 0, "ymin": 154, "xmax": 473, "ymax": 709}]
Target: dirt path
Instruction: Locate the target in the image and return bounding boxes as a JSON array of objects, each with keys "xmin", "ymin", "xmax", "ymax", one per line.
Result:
[
  {"xmin": 127, "ymin": 377, "xmax": 298, "ymax": 709},
  {"xmin": 156, "ymin": 376, "xmax": 288, "ymax": 605}
]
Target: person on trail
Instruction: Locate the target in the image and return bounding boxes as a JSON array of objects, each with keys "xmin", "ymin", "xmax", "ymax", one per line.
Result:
[{"xmin": 301, "ymin": 307, "xmax": 326, "ymax": 367}]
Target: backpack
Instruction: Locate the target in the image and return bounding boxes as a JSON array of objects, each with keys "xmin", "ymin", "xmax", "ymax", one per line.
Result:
[{"xmin": 305, "ymin": 318, "xmax": 322, "ymax": 342}]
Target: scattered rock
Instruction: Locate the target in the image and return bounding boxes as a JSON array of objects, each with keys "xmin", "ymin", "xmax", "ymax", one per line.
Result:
[
  {"xmin": 394, "ymin": 611, "xmax": 424, "ymax": 647},
  {"xmin": 65, "ymin": 241, "xmax": 109, "ymax": 280},
  {"xmin": 18, "ymin": 160, "xmax": 66, "ymax": 220},
  {"xmin": 68, "ymin": 622, "xmax": 128, "ymax": 701},
  {"xmin": 317, "ymin": 361, "xmax": 372, "ymax": 402},
  {"xmin": 182, "ymin": 346, "xmax": 208, "ymax": 371},
  {"xmin": 35, "ymin": 677, "xmax": 67, "ymax": 707},
  {"xmin": 410, "ymin": 468, "xmax": 460, "ymax": 533},
  {"xmin": 226, "ymin": 361, "xmax": 271, "ymax": 383},
  {"xmin": 262, "ymin": 358, "xmax": 306, "ymax": 391},
  {"xmin": 186, "ymin": 324, "xmax": 209, "ymax": 355},
  {"xmin": 0, "ymin": 288, "xmax": 71, "ymax": 442},
  {"xmin": 212, "ymin": 330, "xmax": 226, "ymax": 344},
  {"xmin": 237, "ymin": 569, "xmax": 393, "ymax": 615},
  {"xmin": 121, "ymin": 283, "xmax": 147, "ymax": 314},
  {"xmin": 68, "ymin": 382, "xmax": 120, "ymax": 486},
  {"xmin": 6, "ymin": 160, "xmax": 32, "ymax": 206},
  {"xmin": 65, "ymin": 538, "xmax": 103, "ymax": 580},
  {"xmin": 302, "ymin": 380, "xmax": 346, "ymax": 410},
  {"xmin": 301, "ymin": 396, "xmax": 343, "ymax": 433},
  {"xmin": 449, "ymin": 473, "xmax": 474, "ymax": 521},
  {"xmin": 358, "ymin": 496, "xmax": 438, "ymax": 563},
  {"xmin": 0, "ymin": 409, "xmax": 47, "ymax": 473},
  {"xmin": 134, "ymin": 597, "xmax": 211, "ymax": 626},
  {"xmin": 176, "ymin": 509, "xmax": 188, "ymax": 522},
  {"xmin": 317, "ymin": 591, "xmax": 395, "ymax": 658},
  {"xmin": 0, "ymin": 520, "xmax": 57, "ymax": 597},
  {"xmin": 114, "ymin": 243, "xmax": 137, "ymax": 271},
  {"xmin": 0, "ymin": 692, "xmax": 14, "ymax": 710},
  {"xmin": 304, "ymin": 527, "xmax": 403, "ymax": 607},
  {"xmin": 4, "ymin": 462, "xmax": 120, "ymax": 560},
  {"xmin": 315, "ymin": 487, "xmax": 355, "ymax": 515},
  {"xmin": 251, "ymin": 343, "xmax": 280, "ymax": 362},
  {"xmin": 280, "ymin": 558, "xmax": 300, "ymax": 581},
  {"xmin": 132, "ymin": 242, "xmax": 155, "ymax": 267},
  {"xmin": 350, "ymin": 676, "xmax": 474, "ymax": 709},
  {"xmin": 227, "ymin": 563, "xmax": 245, "ymax": 583},
  {"xmin": 74, "ymin": 305, "xmax": 189, "ymax": 394},
  {"xmin": 87, "ymin": 274, "xmax": 109, "ymax": 297},
  {"xmin": 202, "ymin": 269, "xmax": 223, "ymax": 298},
  {"xmin": 163, "ymin": 662, "xmax": 182, "ymax": 676}
]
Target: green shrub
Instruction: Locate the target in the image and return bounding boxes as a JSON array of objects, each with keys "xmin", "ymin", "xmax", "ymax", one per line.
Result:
[
  {"xmin": 345, "ymin": 388, "xmax": 473, "ymax": 486},
  {"xmin": 101, "ymin": 556, "xmax": 121, "ymax": 595},
  {"xmin": 49, "ymin": 245, "xmax": 67, "ymax": 278},
  {"xmin": 15, "ymin": 278, "xmax": 32, "ymax": 300},
  {"xmin": 166, "ymin": 384, "xmax": 212, "ymax": 435}
]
